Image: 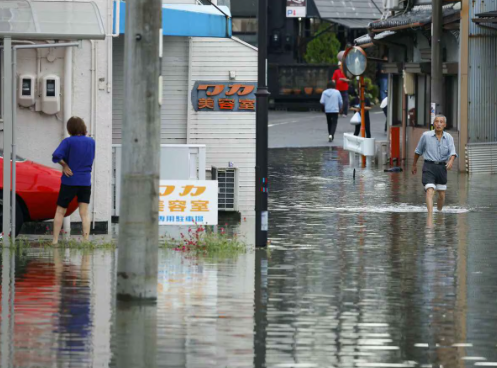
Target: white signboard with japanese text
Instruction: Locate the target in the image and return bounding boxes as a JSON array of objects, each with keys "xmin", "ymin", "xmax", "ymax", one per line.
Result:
[
  {"xmin": 159, "ymin": 180, "xmax": 218, "ymax": 226},
  {"xmin": 430, "ymin": 102, "xmax": 436, "ymax": 130},
  {"xmin": 286, "ymin": 0, "xmax": 306, "ymax": 17}
]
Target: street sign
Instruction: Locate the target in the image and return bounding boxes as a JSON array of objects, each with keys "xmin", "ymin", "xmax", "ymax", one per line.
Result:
[
  {"xmin": 286, "ymin": 0, "xmax": 306, "ymax": 18},
  {"xmin": 159, "ymin": 180, "xmax": 218, "ymax": 225}
]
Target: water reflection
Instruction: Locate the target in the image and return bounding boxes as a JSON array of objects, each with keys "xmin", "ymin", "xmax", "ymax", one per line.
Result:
[
  {"xmin": 1, "ymin": 147, "xmax": 497, "ymax": 368},
  {"xmin": 267, "ymin": 147, "xmax": 497, "ymax": 367}
]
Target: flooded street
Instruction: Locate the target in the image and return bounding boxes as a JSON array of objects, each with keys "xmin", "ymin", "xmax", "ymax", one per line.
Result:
[{"xmin": 2, "ymin": 147, "xmax": 497, "ymax": 367}]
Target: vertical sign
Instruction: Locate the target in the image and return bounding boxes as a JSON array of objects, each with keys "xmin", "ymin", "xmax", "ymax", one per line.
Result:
[
  {"xmin": 286, "ymin": 0, "xmax": 306, "ymax": 18},
  {"xmin": 430, "ymin": 102, "xmax": 436, "ymax": 130}
]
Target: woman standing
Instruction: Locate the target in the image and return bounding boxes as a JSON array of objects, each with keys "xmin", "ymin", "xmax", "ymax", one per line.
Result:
[{"xmin": 52, "ymin": 117, "xmax": 95, "ymax": 245}]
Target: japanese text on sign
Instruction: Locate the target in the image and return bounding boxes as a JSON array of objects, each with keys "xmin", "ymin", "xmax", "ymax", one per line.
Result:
[
  {"xmin": 191, "ymin": 81, "xmax": 257, "ymax": 112},
  {"xmin": 159, "ymin": 180, "xmax": 218, "ymax": 225}
]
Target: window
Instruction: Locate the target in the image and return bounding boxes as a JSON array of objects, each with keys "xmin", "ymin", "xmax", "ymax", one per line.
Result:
[
  {"xmin": 415, "ymin": 74, "xmax": 431, "ymax": 127},
  {"xmin": 232, "ymin": 18, "xmax": 257, "ymax": 46},
  {"xmin": 232, "ymin": 18, "xmax": 257, "ymax": 34},
  {"xmin": 391, "ymin": 75, "xmax": 403, "ymax": 126},
  {"xmin": 443, "ymin": 76, "xmax": 457, "ymax": 130}
]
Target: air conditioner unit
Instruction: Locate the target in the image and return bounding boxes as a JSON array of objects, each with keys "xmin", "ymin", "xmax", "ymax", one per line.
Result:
[{"xmin": 211, "ymin": 167, "xmax": 238, "ymax": 212}]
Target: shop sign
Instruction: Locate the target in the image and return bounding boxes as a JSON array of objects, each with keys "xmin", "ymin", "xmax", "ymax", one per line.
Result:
[
  {"xmin": 191, "ymin": 81, "xmax": 257, "ymax": 112},
  {"xmin": 159, "ymin": 180, "xmax": 218, "ymax": 225}
]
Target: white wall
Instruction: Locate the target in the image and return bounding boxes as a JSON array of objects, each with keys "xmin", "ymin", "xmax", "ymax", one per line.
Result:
[
  {"xmin": 189, "ymin": 37, "xmax": 257, "ymax": 216},
  {"xmin": 1, "ymin": 0, "xmax": 113, "ymax": 225},
  {"xmin": 113, "ymin": 36, "xmax": 189, "ymax": 144}
]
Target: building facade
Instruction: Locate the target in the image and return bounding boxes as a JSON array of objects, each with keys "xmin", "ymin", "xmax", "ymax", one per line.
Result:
[
  {"xmin": 113, "ymin": 0, "xmax": 257, "ymax": 217},
  {"xmin": 1, "ymin": 0, "xmax": 113, "ymax": 232}
]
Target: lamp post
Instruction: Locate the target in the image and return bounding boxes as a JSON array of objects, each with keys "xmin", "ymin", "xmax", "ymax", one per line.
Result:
[{"xmin": 255, "ymin": 0, "xmax": 270, "ymax": 248}]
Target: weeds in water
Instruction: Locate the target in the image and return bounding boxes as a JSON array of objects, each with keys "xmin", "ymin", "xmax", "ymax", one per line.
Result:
[
  {"xmin": 161, "ymin": 225, "xmax": 247, "ymax": 259},
  {"xmin": 5, "ymin": 236, "xmax": 116, "ymax": 251}
]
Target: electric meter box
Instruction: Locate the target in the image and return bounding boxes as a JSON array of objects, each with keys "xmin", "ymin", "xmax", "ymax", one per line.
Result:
[
  {"xmin": 40, "ymin": 75, "xmax": 60, "ymax": 115},
  {"xmin": 18, "ymin": 75, "xmax": 36, "ymax": 107}
]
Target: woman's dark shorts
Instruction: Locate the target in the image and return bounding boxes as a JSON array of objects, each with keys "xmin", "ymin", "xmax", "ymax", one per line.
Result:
[
  {"xmin": 57, "ymin": 184, "xmax": 91, "ymax": 208},
  {"xmin": 422, "ymin": 162, "xmax": 447, "ymax": 191}
]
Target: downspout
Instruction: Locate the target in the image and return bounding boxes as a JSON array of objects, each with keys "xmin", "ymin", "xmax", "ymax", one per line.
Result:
[
  {"xmin": 401, "ymin": 83, "xmax": 407, "ymax": 162},
  {"xmin": 186, "ymin": 38, "xmax": 193, "ymax": 144},
  {"xmin": 90, "ymin": 40, "xmax": 98, "ymax": 230},
  {"xmin": 107, "ymin": 0, "xmax": 121, "ymax": 94},
  {"xmin": 63, "ymin": 47, "xmax": 73, "ymax": 237}
]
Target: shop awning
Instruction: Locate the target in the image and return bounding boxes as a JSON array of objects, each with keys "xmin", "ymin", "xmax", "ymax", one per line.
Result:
[
  {"xmin": 0, "ymin": 1, "xmax": 105, "ymax": 40},
  {"xmin": 114, "ymin": 2, "xmax": 232, "ymax": 38},
  {"xmin": 313, "ymin": 0, "xmax": 382, "ymax": 29}
]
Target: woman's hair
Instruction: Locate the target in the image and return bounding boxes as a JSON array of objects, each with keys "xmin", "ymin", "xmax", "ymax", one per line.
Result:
[{"xmin": 66, "ymin": 116, "xmax": 88, "ymax": 136}]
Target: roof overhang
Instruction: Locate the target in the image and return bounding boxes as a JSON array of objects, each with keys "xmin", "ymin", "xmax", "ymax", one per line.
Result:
[
  {"xmin": 0, "ymin": 1, "xmax": 105, "ymax": 40},
  {"xmin": 114, "ymin": 2, "xmax": 232, "ymax": 38},
  {"xmin": 369, "ymin": 4, "xmax": 460, "ymax": 33},
  {"xmin": 354, "ymin": 30, "xmax": 396, "ymax": 47},
  {"xmin": 328, "ymin": 18, "xmax": 377, "ymax": 29},
  {"xmin": 472, "ymin": 10, "xmax": 497, "ymax": 30}
]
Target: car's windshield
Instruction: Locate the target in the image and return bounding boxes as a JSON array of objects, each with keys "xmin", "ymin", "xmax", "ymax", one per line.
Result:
[{"xmin": 0, "ymin": 149, "xmax": 27, "ymax": 162}]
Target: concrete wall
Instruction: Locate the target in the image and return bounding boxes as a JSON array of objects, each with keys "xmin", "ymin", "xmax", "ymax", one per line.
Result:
[{"xmin": 0, "ymin": 0, "xmax": 113, "ymax": 226}]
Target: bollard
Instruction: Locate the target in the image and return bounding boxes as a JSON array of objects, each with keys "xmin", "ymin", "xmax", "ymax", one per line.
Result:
[{"xmin": 349, "ymin": 151, "xmax": 355, "ymax": 167}]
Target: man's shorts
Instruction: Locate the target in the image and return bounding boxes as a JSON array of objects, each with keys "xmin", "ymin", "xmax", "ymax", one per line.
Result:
[
  {"xmin": 57, "ymin": 184, "xmax": 91, "ymax": 208},
  {"xmin": 422, "ymin": 161, "xmax": 447, "ymax": 191}
]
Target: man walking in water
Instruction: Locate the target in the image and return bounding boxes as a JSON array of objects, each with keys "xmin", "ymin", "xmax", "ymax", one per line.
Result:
[{"xmin": 411, "ymin": 115, "xmax": 457, "ymax": 214}]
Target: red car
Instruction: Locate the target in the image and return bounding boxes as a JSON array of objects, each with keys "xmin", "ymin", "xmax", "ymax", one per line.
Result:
[{"xmin": 0, "ymin": 153, "xmax": 78, "ymax": 236}]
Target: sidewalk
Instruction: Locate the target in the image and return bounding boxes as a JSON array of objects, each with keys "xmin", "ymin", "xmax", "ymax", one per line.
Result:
[{"xmin": 269, "ymin": 108, "xmax": 387, "ymax": 149}]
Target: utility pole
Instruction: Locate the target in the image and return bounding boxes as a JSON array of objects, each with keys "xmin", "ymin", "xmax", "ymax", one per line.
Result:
[
  {"xmin": 431, "ymin": 0, "xmax": 444, "ymax": 129},
  {"xmin": 255, "ymin": 0, "xmax": 270, "ymax": 248},
  {"xmin": 117, "ymin": 0, "xmax": 162, "ymax": 300}
]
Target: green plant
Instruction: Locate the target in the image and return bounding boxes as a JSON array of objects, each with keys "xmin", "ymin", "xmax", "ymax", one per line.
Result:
[
  {"xmin": 348, "ymin": 77, "xmax": 379, "ymax": 104},
  {"xmin": 162, "ymin": 225, "xmax": 247, "ymax": 259},
  {"xmin": 7, "ymin": 236, "xmax": 116, "ymax": 251},
  {"xmin": 304, "ymin": 24, "xmax": 341, "ymax": 65}
]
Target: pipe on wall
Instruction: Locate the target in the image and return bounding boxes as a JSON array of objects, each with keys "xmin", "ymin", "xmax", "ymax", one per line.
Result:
[
  {"xmin": 63, "ymin": 47, "xmax": 73, "ymax": 237},
  {"xmin": 88, "ymin": 40, "xmax": 98, "ymax": 230}
]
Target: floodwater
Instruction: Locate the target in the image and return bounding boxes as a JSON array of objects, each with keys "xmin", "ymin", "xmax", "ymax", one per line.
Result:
[{"xmin": 2, "ymin": 147, "xmax": 497, "ymax": 368}]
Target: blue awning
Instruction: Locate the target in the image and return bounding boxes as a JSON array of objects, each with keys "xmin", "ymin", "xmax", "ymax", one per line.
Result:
[{"xmin": 113, "ymin": 2, "xmax": 232, "ymax": 38}]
